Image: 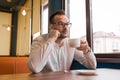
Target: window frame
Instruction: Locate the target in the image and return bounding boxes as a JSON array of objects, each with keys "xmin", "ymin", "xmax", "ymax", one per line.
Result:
[
  {"xmin": 64, "ymin": 0, "xmax": 120, "ymax": 63},
  {"xmin": 86, "ymin": 0, "xmax": 120, "ymax": 63}
]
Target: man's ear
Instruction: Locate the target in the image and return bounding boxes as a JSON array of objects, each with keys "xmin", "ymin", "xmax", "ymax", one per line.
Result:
[{"xmin": 48, "ymin": 24, "xmax": 54, "ymax": 33}]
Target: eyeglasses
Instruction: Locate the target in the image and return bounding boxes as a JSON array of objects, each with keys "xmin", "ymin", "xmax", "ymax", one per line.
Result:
[{"xmin": 53, "ymin": 21, "xmax": 72, "ymax": 27}]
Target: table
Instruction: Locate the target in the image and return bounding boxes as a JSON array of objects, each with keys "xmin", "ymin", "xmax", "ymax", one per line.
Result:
[{"xmin": 0, "ymin": 68, "xmax": 120, "ymax": 80}]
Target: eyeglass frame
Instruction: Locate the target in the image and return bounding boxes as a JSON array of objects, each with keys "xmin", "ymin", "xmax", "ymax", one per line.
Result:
[{"xmin": 52, "ymin": 21, "xmax": 72, "ymax": 28}]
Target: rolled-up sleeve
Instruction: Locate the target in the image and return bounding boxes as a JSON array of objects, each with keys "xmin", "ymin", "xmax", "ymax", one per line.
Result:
[{"xmin": 74, "ymin": 49, "xmax": 97, "ymax": 69}]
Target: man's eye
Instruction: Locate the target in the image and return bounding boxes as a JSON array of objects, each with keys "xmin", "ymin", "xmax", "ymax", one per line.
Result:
[{"xmin": 58, "ymin": 22, "xmax": 64, "ymax": 25}]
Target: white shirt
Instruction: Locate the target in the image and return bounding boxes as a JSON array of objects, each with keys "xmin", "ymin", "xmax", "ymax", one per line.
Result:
[{"xmin": 27, "ymin": 34, "xmax": 97, "ymax": 73}]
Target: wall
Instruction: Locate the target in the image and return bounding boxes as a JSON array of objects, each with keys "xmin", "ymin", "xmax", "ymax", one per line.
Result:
[
  {"xmin": 17, "ymin": 0, "xmax": 32, "ymax": 56},
  {"xmin": 0, "ymin": 0, "xmax": 44, "ymax": 56},
  {"xmin": 17, "ymin": 0, "xmax": 41, "ymax": 55},
  {"xmin": 32, "ymin": 0, "xmax": 41, "ymax": 34},
  {"xmin": 0, "ymin": 12, "xmax": 12, "ymax": 55}
]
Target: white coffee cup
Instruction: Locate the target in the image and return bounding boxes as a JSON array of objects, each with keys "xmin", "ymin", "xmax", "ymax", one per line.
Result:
[{"xmin": 68, "ymin": 38, "xmax": 80, "ymax": 47}]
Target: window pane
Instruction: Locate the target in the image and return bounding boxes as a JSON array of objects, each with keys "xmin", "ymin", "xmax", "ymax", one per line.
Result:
[
  {"xmin": 41, "ymin": 1, "xmax": 48, "ymax": 34},
  {"xmin": 92, "ymin": 0, "xmax": 120, "ymax": 53},
  {"xmin": 42, "ymin": 7, "xmax": 48, "ymax": 34},
  {"xmin": 69, "ymin": 0, "xmax": 86, "ymax": 39}
]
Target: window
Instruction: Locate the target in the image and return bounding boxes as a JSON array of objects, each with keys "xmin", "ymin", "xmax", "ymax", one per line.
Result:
[
  {"xmin": 41, "ymin": 0, "xmax": 48, "ymax": 34},
  {"xmin": 92, "ymin": 0, "xmax": 120, "ymax": 53},
  {"xmin": 69, "ymin": 0, "xmax": 86, "ymax": 39},
  {"xmin": 68, "ymin": 0, "xmax": 120, "ymax": 60}
]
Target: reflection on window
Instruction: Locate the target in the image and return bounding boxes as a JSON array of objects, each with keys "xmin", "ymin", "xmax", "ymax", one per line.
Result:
[
  {"xmin": 92, "ymin": 0, "xmax": 120, "ymax": 53},
  {"xmin": 69, "ymin": 0, "xmax": 86, "ymax": 39}
]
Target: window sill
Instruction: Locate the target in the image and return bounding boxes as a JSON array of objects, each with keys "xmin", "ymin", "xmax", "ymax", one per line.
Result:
[
  {"xmin": 95, "ymin": 53, "xmax": 120, "ymax": 58},
  {"xmin": 97, "ymin": 58, "xmax": 120, "ymax": 63}
]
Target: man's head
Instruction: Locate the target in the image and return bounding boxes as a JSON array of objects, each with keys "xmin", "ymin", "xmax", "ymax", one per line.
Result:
[{"xmin": 49, "ymin": 10, "xmax": 71, "ymax": 39}]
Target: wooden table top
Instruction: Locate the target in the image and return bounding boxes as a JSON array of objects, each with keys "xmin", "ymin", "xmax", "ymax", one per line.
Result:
[{"xmin": 0, "ymin": 68, "xmax": 120, "ymax": 80}]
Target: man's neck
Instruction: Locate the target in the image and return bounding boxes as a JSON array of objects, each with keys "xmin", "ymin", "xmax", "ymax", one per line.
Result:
[{"xmin": 55, "ymin": 38, "xmax": 64, "ymax": 47}]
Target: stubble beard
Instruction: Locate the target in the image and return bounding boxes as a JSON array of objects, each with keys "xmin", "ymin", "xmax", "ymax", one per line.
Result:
[
  {"xmin": 58, "ymin": 33, "xmax": 68, "ymax": 39},
  {"xmin": 58, "ymin": 29, "xmax": 69, "ymax": 39}
]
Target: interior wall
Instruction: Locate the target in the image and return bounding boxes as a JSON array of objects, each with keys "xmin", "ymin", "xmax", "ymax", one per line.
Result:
[
  {"xmin": 0, "ymin": 12, "xmax": 12, "ymax": 55},
  {"xmin": 32, "ymin": 0, "xmax": 41, "ymax": 34},
  {"xmin": 17, "ymin": 0, "xmax": 41, "ymax": 55},
  {"xmin": 16, "ymin": 0, "xmax": 32, "ymax": 56}
]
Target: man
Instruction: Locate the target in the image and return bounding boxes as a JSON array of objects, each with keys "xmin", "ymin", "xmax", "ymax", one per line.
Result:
[{"xmin": 27, "ymin": 10, "xmax": 97, "ymax": 73}]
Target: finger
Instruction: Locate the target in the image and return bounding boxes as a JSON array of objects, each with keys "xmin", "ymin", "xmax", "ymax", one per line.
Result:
[{"xmin": 81, "ymin": 40, "xmax": 87, "ymax": 44}]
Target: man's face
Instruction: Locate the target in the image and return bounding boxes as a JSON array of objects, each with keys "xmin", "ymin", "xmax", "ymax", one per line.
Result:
[{"xmin": 52, "ymin": 15, "xmax": 70, "ymax": 39}]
